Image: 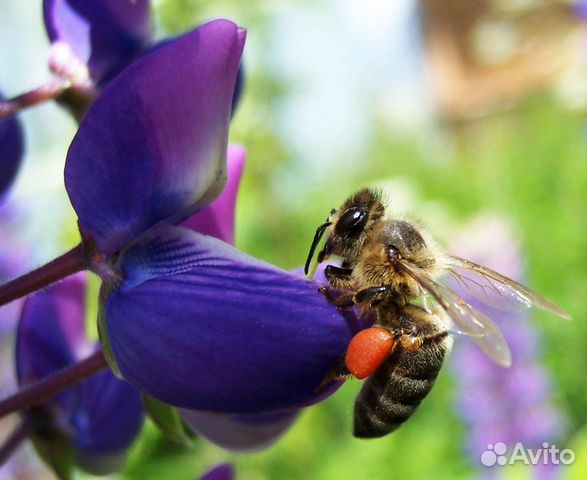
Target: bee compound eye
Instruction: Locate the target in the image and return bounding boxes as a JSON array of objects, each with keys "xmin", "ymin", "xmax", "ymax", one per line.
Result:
[
  {"xmin": 387, "ymin": 245, "xmax": 401, "ymax": 263},
  {"xmin": 335, "ymin": 207, "xmax": 368, "ymax": 236},
  {"xmin": 345, "ymin": 327, "xmax": 395, "ymax": 379}
]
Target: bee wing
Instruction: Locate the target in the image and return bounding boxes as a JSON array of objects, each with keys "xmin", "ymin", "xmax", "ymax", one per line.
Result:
[
  {"xmin": 448, "ymin": 256, "xmax": 571, "ymax": 320},
  {"xmin": 400, "ymin": 261, "xmax": 512, "ymax": 367}
]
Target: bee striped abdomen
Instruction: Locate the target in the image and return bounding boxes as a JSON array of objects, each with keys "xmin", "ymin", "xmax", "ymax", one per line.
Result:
[{"xmin": 353, "ymin": 335, "xmax": 448, "ymax": 438}]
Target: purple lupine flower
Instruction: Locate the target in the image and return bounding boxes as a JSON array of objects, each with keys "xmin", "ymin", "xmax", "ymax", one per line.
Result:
[
  {"xmin": 450, "ymin": 215, "xmax": 565, "ymax": 478},
  {"xmin": 0, "ymin": 94, "xmax": 24, "ymax": 198},
  {"xmin": 44, "ymin": 0, "xmax": 152, "ymax": 86},
  {"xmin": 15, "ymin": 273, "xmax": 144, "ymax": 477},
  {"xmin": 199, "ymin": 463, "xmax": 234, "ymax": 480},
  {"xmin": 60, "ymin": 17, "xmax": 356, "ymax": 429},
  {"xmin": 43, "ymin": 0, "xmax": 244, "ymax": 120},
  {"xmin": 3, "ymin": 2, "xmax": 244, "ymax": 123}
]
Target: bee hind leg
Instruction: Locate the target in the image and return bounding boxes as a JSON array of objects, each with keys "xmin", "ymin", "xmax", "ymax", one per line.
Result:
[{"xmin": 315, "ymin": 355, "xmax": 351, "ymax": 393}]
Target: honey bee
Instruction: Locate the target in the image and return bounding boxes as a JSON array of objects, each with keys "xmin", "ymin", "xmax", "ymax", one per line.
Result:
[{"xmin": 305, "ymin": 188, "xmax": 570, "ymax": 438}]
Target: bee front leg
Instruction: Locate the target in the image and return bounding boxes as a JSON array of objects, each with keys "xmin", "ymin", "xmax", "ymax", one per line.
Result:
[
  {"xmin": 324, "ymin": 265, "xmax": 354, "ymax": 290},
  {"xmin": 318, "ymin": 286, "xmax": 356, "ymax": 310}
]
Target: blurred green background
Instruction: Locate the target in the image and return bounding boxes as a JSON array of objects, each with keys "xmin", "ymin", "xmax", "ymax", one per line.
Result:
[{"xmin": 0, "ymin": 0, "xmax": 585, "ymax": 479}]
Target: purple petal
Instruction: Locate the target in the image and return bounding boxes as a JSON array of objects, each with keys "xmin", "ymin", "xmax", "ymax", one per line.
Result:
[
  {"xmin": 105, "ymin": 226, "xmax": 360, "ymax": 413},
  {"xmin": 65, "ymin": 20, "xmax": 246, "ymax": 255},
  {"xmin": 181, "ymin": 145, "xmax": 245, "ymax": 244},
  {"xmin": 181, "ymin": 409, "xmax": 298, "ymax": 453},
  {"xmin": 15, "ymin": 273, "xmax": 89, "ymax": 385},
  {"xmin": 72, "ymin": 370, "xmax": 144, "ymax": 453},
  {"xmin": 0, "ymin": 94, "xmax": 24, "ymax": 199},
  {"xmin": 200, "ymin": 464, "xmax": 234, "ymax": 480},
  {"xmin": 71, "ymin": 368, "xmax": 144, "ymax": 475},
  {"xmin": 43, "ymin": 0, "xmax": 152, "ymax": 84}
]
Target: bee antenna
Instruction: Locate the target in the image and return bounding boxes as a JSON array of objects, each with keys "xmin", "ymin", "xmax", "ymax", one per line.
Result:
[{"xmin": 304, "ymin": 221, "xmax": 332, "ymax": 275}]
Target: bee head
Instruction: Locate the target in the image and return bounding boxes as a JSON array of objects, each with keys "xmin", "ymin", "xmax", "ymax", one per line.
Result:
[{"xmin": 316, "ymin": 189, "xmax": 385, "ymax": 266}]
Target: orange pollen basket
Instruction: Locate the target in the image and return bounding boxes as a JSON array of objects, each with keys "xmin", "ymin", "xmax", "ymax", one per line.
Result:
[{"xmin": 344, "ymin": 327, "xmax": 395, "ymax": 380}]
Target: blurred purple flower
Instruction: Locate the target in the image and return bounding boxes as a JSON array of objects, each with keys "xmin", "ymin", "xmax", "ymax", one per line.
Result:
[
  {"xmin": 15, "ymin": 273, "xmax": 144, "ymax": 476},
  {"xmin": 0, "ymin": 93, "xmax": 24, "ymax": 199},
  {"xmin": 450, "ymin": 215, "xmax": 565, "ymax": 478},
  {"xmin": 44, "ymin": 0, "xmax": 152, "ymax": 86},
  {"xmin": 199, "ymin": 463, "xmax": 234, "ymax": 480},
  {"xmin": 43, "ymin": 2, "xmax": 245, "ymax": 118}
]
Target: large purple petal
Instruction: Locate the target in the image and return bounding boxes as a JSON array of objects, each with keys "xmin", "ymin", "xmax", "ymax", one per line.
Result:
[
  {"xmin": 15, "ymin": 273, "xmax": 89, "ymax": 385},
  {"xmin": 43, "ymin": 0, "xmax": 151, "ymax": 84},
  {"xmin": 65, "ymin": 20, "xmax": 246, "ymax": 255},
  {"xmin": 181, "ymin": 145, "xmax": 245, "ymax": 244},
  {"xmin": 181, "ymin": 409, "xmax": 298, "ymax": 452},
  {"xmin": 0, "ymin": 95, "xmax": 24, "ymax": 198},
  {"xmin": 105, "ymin": 226, "xmax": 360, "ymax": 413}
]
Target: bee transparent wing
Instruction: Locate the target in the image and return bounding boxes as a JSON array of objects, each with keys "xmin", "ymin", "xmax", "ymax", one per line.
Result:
[
  {"xmin": 446, "ymin": 265, "xmax": 526, "ymax": 313},
  {"xmin": 448, "ymin": 256, "xmax": 571, "ymax": 320},
  {"xmin": 401, "ymin": 261, "xmax": 512, "ymax": 367}
]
